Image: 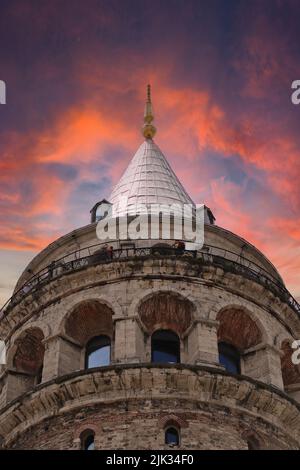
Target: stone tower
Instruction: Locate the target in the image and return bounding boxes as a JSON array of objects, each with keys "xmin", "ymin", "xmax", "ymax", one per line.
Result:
[{"xmin": 0, "ymin": 87, "xmax": 299, "ymax": 450}]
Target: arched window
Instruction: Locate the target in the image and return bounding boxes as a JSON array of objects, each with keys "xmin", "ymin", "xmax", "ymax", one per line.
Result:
[
  {"xmin": 64, "ymin": 300, "xmax": 114, "ymax": 373},
  {"xmin": 151, "ymin": 330, "xmax": 180, "ymax": 364},
  {"xmin": 247, "ymin": 436, "xmax": 260, "ymax": 450},
  {"xmin": 81, "ymin": 430, "xmax": 95, "ymax": 450},
  {"xmin": 218, "ymin": 342, "xmax": 241, "ymax": 374},
  {"xmin": 85, "ymin": 336, "xmax": 111, "ymax": 369},
  {"xmin": 165, "ymin": 427, "xmax": 180, "ymax": 446}
]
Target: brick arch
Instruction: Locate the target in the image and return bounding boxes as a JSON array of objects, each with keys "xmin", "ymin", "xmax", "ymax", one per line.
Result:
[
  {"xmin": 7, "ymin": 321, "xmax": 51, "ymax": 368},
  {"xmin": 138, "ymin": 292, "xmax": 194, "ymax": 336},
  {"xmin": 280, "ymin": 339, "xmax": 300, "ymax": 387},
  {"xmin": 158, "ymin": 414, "xmax": 188, "ymax": 429},
  {"xmin": 12, "ymin": 327, "xmax": 45, "ymax": 375},
  {"xmin": 74, "ymin": 423, "xmax": 99, "ymax": 438},
  {"xmin": 217, "ymin": 307, "xmax": 262, "ymax": 351},
  {"xmin": 72, "ymin": 423, "xmax": 99, "ymax": 450},
  {"xmin": 64, "ymin": 300, "xmax": 114, "ymax": 346},
  {"xmin": 209, "ymin": 300, "xmax": 269, "ymax": 341}
]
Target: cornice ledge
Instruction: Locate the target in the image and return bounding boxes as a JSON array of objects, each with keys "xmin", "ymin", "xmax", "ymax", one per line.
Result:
[{"xmin": 0, "ymin": 364, "xmax": 299, "ymax": 445}]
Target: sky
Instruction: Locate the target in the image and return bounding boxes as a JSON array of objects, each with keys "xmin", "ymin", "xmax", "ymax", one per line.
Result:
[{"xmin": 0, "ymin": 0, "xmax": 300, "ymax": 305}]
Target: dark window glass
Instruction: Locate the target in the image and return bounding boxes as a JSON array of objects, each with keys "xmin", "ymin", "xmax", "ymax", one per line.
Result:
[
  {"xmin": 85, "ymin": 336, "xmax": 111, "ymax": 369},
  {"xmin": 218, "ymin": 342, "xmax": 240, "ymax": 374},
  {"xmin": 36, "ymin": 365, "xmax": 43, "ymax": 384},
  {"xmin": 165, "ymin": 427, "xmax": 179, "ymax": 446},
  {"xmin": 83, "ymin": 434, "xmax": 95, "ymax": 450},
  {"xmin": 247, "ymin": 437, "xmax": 260, "ymax": 450},
  {"xmin": 151, "ymin": 330, "xmax": 180, "ymax": 364}
]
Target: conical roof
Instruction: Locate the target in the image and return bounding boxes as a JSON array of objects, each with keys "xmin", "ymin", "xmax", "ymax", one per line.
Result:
[
  {"xmin": 108, "ymin": 85, "xmax": 194, "ymax": 217},
  {"xmin": 109, "ymin": 138, "xmax": 194, "ymax": 216}
]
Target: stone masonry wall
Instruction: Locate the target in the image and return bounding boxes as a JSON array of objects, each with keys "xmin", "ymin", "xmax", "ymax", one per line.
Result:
[{"xmin": 9, "ymin": 400, "xmax": 297, "ymax": 450}]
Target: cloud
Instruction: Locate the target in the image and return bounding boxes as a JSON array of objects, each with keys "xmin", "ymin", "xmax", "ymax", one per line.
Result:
[{"xmin": 0, "ymin": 104, "xmax": 139, "ymax": 250}]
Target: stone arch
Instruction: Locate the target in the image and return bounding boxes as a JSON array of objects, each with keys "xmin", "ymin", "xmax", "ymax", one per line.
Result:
[
  {"xmin": 137, "ymin": 290, "xmax": 195, "ymax": 337},
  {"xmin": 56, "ymin": 292, "xmax": 122, "ymax": 337},
  {"xmin": 132, "ymin": 286, "xmax": 199, "ymax": 320},
  {"xmin": 217, "ymin": 306, "xmax": 263, "ymax": 351},
  {"xmin": 159, "ymin": 415, "xmax": 184, "ymax": 447},
  {"xmin": 8, "ymin": 321, "xmax": 51, "ymax": 356},
  {"xmin": 136, "ymin": 290, "xmax": 196, "ymax": 363},
  {"xmin": 280, "ymin": 339, "xmax": 300, "ymax": 388},
  {"xmin": 60, "ymin": 299, "xmax": 115, "ymax": 373},
  {"xmin": 6, "ymin": 327, "xmax": 45, "ymax": 398},
  {"xmin": 64, "ymin": 299, "xmax": 114, "ymax": 346},
  {"xmin": 209, "ymin": 300, "xmax": 269, "ymax": 343},
  {"xmin": 216, "ymin": 306, "xmax": 270, "ymax": 381}
]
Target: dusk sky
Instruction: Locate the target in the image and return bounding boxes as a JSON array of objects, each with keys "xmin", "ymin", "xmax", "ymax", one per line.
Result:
[{"xmin": 0, "ymin": 0, "xmax": 300, "ymax": 306}]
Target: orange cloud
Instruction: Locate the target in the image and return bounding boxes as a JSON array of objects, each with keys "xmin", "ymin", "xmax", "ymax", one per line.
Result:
[
  {"xmin": 0, "ymin": 61, "xmax": 299, "ymax": 299},
  {"xmin": 0, "ymin": 105, "xmax": 139, "ymax": 250}
]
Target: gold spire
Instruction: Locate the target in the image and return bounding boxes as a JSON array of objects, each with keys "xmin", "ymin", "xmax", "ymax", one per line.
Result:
[{"xmin": 142, "ymin": 84, "xmax": 156, "ymax": 139}]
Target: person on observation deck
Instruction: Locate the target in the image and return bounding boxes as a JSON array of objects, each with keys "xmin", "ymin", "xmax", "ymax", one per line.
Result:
[{"xmin": 173, "ymin": 240, "xmax": 185, "ymax": 255}]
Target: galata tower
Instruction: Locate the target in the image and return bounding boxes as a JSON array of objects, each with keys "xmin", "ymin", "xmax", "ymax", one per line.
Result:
[{"xmin": 0, "ymin": 87, "xmax": 299, "ymax": 450}]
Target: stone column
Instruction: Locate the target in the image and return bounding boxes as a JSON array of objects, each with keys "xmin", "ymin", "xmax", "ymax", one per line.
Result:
[
  {"xmin": 42, "ymin": 335, "xmax": 82, "ymax": 382},
  {"xmin": 114, "ymin": 318, "xmax": 144, "ymax": 363},
  {"xmin": 187, "ymin": 319, "xmax": 220, "ymax": 366},
  {"xmin": 242, "ymin": 343, "xmax": 284, "ymax": 389},
  {"xmin": 5, "ymin": 370, "xmax": 34, "ymax": 402}
]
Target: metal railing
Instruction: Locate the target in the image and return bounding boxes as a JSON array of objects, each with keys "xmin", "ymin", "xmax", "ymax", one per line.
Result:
[{"xmin": 1, "ymin": 242, "xmax": 299, "ymax": 318}]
